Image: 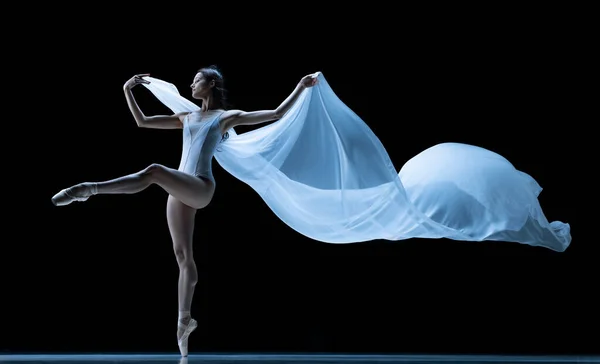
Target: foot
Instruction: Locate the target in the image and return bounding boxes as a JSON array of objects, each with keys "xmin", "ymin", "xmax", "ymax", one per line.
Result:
[
  {"xmin": 177, "ymin": 317, "xmax": 197, "ymax": 357},
  {"xmin": 51, "ymin": 183, "xmax": 95, "ymax": 206}
]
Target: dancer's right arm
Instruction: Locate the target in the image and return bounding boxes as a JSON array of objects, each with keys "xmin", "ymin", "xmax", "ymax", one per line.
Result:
[{"xmin": 123, "ymin": 74, "xmax": 188, "ymax": 129}]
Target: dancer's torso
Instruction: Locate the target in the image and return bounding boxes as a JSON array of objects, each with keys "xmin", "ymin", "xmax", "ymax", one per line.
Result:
[{"xmin": 178, "ymin": 110, "xmax": 225, "ymax": 180}]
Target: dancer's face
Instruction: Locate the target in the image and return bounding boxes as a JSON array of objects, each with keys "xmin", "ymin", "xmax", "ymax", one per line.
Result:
[{"xmin": 190, "ymin": 72, "xmax": 214, "ymax": 99}]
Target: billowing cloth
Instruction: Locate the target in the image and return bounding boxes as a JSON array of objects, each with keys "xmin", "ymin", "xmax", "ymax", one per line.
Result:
[{"xmin": 142, "ymin": 74, "xmax": 571, "ymax": 252}]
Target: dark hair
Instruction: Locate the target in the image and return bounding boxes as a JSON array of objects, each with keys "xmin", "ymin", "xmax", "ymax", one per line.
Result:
[{"xmin": 198, "ymin": 65, "xmax": 230, "ymax": 144}]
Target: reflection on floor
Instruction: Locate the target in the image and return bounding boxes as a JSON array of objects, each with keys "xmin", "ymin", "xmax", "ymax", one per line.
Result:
[{"xmin": 1, "ymin": 354, "xmax": 599, "ymax": 364}]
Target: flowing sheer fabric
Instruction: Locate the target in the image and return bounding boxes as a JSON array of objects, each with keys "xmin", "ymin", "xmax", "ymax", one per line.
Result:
[{"xmin": 142, "ymin": 74, "xmax": 571, "ymax": 252}]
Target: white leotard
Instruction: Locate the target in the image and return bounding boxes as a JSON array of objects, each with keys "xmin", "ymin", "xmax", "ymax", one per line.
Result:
[{"xmin": 178, "ymin": 110, "xmax": 226, "ymax": 180}]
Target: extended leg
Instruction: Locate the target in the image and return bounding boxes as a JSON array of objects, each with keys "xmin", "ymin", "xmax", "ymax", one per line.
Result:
[
  {"xmin": 52, "ymin": 163, "xmax": 215, "ymax": 209},
  {"xmin": 167, "ymin": 195, "xmax": 199, "ymax": 357}
]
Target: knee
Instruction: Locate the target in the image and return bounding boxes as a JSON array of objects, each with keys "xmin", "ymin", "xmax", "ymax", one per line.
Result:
[
  {"xmin": 141, "ymin": 163, "xmax": 166, "ymax": 181},
  {"xmin": 174, "ymin": 247, "xmax": 195, "ymax": 267},
  {"xmin": 175, "ymin": 248, "xmax": 198, "ymax": 284}
]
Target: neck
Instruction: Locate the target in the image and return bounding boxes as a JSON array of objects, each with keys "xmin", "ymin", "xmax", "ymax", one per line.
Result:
[{"xmin": 201, "ymin": 96, "xmax": 218, "ymax": 112}]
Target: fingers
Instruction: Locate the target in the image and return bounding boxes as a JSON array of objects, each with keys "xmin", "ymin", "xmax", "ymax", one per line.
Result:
[
  {"xmin": 125, "ymin": 74, "xmax": 151, "ymax": 89},
  {"xmin": 133, "ymin": 74, "xmax": 151, "ymax": 85}
]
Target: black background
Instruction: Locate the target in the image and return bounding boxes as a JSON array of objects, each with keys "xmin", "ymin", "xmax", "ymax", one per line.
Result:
[{"xmin": 2, "ymin": 4, "xmax": 593, "ymax": 357}]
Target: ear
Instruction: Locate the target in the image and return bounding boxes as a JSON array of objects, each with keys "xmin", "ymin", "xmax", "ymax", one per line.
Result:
[{"xmin": 210, "ymin": 80, "xmax": 216, "ymax": 88}]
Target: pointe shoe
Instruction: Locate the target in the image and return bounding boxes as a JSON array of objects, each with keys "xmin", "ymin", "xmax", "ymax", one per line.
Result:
[
  {"xmin": 51, "ymin": 185, "xmax": 92, "ymax": 206},
  {"xmin": 177, "ymin": 318, "xmax": 197, "ymax": 357}
]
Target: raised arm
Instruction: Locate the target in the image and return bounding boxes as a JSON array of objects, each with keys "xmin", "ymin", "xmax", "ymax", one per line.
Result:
[
  {"xmin": 123, "ymin": 74, "xmax": 188, "ymax": 129},
  {"xmin": 220, "ymin": 72, "xmax": 320, "ymax": 133}
]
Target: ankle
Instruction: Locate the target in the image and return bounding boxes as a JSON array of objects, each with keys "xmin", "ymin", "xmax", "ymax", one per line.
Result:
[
  {"xmin": 84, "ymin": 182, "xmax": 98, "ymax": 195},
  {"xmin": 178, "ymin": 310, "xmax": 191, "ymax": 324}
]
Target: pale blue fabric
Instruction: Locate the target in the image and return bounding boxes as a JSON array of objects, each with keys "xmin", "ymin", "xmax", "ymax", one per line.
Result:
[{"xmin": 142, "ymin": 74, "xmax": 571, "ymax": 252}]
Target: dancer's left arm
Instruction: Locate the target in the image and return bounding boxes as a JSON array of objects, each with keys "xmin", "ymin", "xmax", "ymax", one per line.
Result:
[{"xmin": 219, "ymin": 72, "xmax": 319, "ymax": 133}]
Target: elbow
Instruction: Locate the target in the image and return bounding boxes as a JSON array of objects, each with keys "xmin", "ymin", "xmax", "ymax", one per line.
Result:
[
  {"xmin": 273, "ymin": 109, "xmax": 285, "ymax": 119},
  {"xmin": 135, "ymin": 117, "xmax": 148, "ymax": 128}
]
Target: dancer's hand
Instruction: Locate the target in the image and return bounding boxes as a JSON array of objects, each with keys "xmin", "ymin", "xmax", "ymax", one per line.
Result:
[
  {"xmin": 299, "ymin": 72, "xmax": 320, "ymax": 88},
  {"xmin": 123, "ymin": 74, "xmax": 151, "ymax": 90}
]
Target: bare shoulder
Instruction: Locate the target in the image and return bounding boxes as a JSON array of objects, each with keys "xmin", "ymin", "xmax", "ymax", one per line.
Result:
[
  {"xmin": 175, "ymin": 111, "xmax": 192, "ymax": 122},
  {"xmin": 219, "ymin": 109, "xmax": 243, "ymax": 132},
  {"xmin": 220, "ymin": 109, "xmax": 242, "ymax": 121}
]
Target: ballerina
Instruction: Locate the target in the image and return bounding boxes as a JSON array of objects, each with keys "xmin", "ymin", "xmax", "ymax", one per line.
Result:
[{"xmin": 52, "ymin": 65, "xmax": 320, "ymax": 356}]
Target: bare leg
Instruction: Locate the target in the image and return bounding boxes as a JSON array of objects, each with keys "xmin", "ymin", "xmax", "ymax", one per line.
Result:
[
  {"xmin": 166, "ymin": 195, "xmax": 199, "ymax": 356},
  {"xmin": 53, "ymin": 165, "xmax": 210, "ymax": 356},
  {"xmin": 51, "ymin": 163, "xmax": 215, "ymax": 210}
]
